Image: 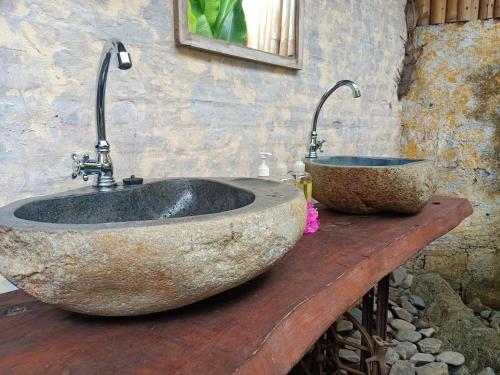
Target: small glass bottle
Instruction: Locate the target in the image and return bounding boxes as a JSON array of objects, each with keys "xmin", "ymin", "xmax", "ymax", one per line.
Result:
[
  {"xmin": 287, "ymin": 159, "xmax": 313, "ymax": 202},
  {"xmin": 257, "ymin": 152, "xmax": 272, "ymax": 178}
]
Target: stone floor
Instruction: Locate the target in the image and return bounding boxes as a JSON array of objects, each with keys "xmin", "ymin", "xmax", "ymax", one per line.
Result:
[{"xmin": 291, "ymin": 267, "xmax": 498, "ymax": 375}]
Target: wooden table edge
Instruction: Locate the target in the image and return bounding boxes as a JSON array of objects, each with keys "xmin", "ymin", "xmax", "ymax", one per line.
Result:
[{"xmin": 233, "ymin": 197, "xmax": 473, "ymax": 375}]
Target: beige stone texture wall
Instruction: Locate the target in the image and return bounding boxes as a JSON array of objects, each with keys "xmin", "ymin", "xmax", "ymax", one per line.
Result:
[
  {"xmin": 401, "ymin": 20, "xmax": 499, "ymax": 308},
  {"xmin": 0, "ymin": 1, "xmax": 407, "ymax": 293}
]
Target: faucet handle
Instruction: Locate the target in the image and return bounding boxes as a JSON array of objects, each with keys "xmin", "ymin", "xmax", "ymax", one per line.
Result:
[
  {"xmin": 72, "ymin": 153, "xmax": 90, "ymax": 161},
  {"xmin": 316, "ymin": 139, "xmax": 326, "ymax": 153},
  {"xmin": 71, "ymin": 153, "xmax": 90, "ymax": 182}
]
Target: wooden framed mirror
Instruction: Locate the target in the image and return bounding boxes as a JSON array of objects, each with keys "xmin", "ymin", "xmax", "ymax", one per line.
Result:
[{"xmin": 174, "ymin": 0, "xmax": 304, "ymax": 70}]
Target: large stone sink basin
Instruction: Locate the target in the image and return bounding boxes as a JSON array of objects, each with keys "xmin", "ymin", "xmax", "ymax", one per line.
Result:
[
  {"xmin": 305, "ymin": 156, "xmax": 436, "ymax": 214},
  {"xmin": 0, "ymin": 178, "xmax": 306, "ymax": 316}
]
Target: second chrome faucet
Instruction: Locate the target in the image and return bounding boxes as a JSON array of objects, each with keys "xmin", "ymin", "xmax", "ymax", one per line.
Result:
[
  {"xmin": 306, "ymin": 80, "xmax": 361, "ymax": 159},
  {"xmin": 71, "ymin": 39, "xmax": 132, "ymax": 190}
]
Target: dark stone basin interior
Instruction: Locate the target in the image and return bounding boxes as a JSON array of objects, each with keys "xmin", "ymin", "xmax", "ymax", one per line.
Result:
[
  {"xmin": 14, "ymin": 179, "xmax": 255, "ymax": 224},
  {"xmin": 311, "ymin": 156, "xmax": 424, "ymax": 167}
]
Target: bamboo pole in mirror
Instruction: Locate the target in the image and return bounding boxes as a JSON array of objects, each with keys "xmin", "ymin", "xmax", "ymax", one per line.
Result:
[
  {"xmin": 431, "ymin": 0, "xmax": 447, "ymax": 23},
  {"xmin": 417, "ymin": 0, "xmax": 431, "ymax": 25},
  {"xmin": 446, "ymin": 0, "xmax": 459, "ymax": 22},
  {"xmin": 479, "ymin": 0, "xmax": 495, "ymax": 18},
  {"xmin": 173, "ymin": 0, "xmax": 304, "ymax": 70},
  {"xmin": 471, "ymin": 0, "xmax": 481, "ymax": 19},
  {"xmin": 417, "ymin": 0, "xmax": 500, "ymax": 24},
  {"xmin": 457, "ymin": 0, "xmax": 472, "ymax": 21}
]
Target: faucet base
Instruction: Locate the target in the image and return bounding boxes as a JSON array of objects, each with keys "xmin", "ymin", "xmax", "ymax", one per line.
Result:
[{"xmin": 96, "ymin": 175, "xmax": 117, "ymax": 190}]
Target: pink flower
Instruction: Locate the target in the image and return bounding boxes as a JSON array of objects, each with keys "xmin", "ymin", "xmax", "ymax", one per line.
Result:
[{"xmin": 304, "ymin": 202, "xmax": 320, "ymax": 234}]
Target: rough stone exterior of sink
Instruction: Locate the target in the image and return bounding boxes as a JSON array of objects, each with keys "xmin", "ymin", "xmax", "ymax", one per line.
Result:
[
  {"xmin": 305, "ymin": 157, "xmax": 437, "ymax": 214},
  {"xmin": 0, "ymin": 178, "xmax": 306, "ymax": 316}
]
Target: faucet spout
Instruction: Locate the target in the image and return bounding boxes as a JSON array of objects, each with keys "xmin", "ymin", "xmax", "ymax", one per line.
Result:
[
  {"xmin": 96, "ymin": 39, "xmax": 132, "ymax": 142},
  {"xmin": 71, "ymin": 39, "xmax": 132, "ymax": 190},
  {"xmin": 306, "ymin": 80, "xmax": 361, "ymax": 159}
]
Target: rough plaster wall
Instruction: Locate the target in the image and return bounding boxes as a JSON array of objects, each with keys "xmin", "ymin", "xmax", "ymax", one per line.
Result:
[
  {"xmin": 0, "ymin": 0, "xmax": 406, "ymax": 293},
  {"xmin": 401, "ymin": 20, "xmax": 499, "ymax": 307}
]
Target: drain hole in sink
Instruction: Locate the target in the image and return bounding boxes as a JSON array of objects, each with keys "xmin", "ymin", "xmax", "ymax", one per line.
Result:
[{"xmin": 432, "ymin": 201, "xmax": 441, "ymax": 205}]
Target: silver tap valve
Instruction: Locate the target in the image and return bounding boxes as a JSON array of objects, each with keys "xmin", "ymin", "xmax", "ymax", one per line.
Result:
[
  {"xmin": 316, "ymin": 139, "xmax": 326, "ymax": 153},
  {"xmin": 71, "ymin": 153, "xmax": 92, "ymax": 182}
]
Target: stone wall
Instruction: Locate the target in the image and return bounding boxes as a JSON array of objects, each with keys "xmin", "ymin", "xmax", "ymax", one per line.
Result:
[
  {"xmin": 0, "ymin": 1, "xmax": 407, "ymax": 293},
  {"xmin": 401, "ymin": 20, "xmax": 499, "ymax": 308}
]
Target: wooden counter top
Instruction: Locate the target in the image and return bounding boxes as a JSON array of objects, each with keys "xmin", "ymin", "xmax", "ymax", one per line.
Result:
[{"xmin": 0, "ymin": 196, "xmax": 472, "ymax": 375}]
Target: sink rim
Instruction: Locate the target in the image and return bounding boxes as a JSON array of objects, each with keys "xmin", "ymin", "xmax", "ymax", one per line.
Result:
[
  {"xmin": 306, "ymin": 155, "xmax": 432, "ymax": 168},
  {"xmin": 0, "ymin": 177, "xmax": 298, "ymax": 231}
]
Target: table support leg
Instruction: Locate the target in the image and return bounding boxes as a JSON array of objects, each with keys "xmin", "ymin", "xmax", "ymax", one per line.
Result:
[
  {"xmin": 375, "ymin": 275, "xmax": 390, "ymax": 340},
  {"xmin": 360, "ymin": 288, "xmax": 375, "ymax": 372},
  {"xmin": 329, "ymin": 274, "xmax": 394, "ymax": 375}
]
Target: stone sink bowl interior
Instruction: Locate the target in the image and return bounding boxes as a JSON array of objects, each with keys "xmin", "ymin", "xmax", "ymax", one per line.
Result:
[
  {"xmin": 305, "ymin": 156, "xmax": 437, "ymax": 214},
  {"xmin": 14, "ymin": 179, "xmax": 256, "ymax": 224},
  {"xmin": 0, "ymin": 178, "xmax": 307, "ymax": 316}
]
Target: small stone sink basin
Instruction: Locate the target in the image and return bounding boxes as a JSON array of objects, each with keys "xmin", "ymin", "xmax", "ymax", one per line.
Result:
[
  {"xmin": 0, "ymin": 178, "xmax": 306, "ymax": 316},
  {"xmin": 305, "ymin": 156, "xmax": 436, "ymax": 214}
]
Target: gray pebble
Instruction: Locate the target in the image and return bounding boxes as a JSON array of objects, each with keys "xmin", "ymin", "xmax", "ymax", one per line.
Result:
[
  {"xmin": 395, "ymin": 341, "xmax": 418, "ymax": 360},
  {"xmin": 414, "ymin": 320, "xmax": 431, "ymax": 330},
  {"xmin": 390, "ymin": 287, "xmax": 401, "ymax": 301},
  {"xmin": 339, "ymin": 349, "xmax": 360, "ymax": 363},
  {"xmin": 436, "ymin": 351, "xmax": 465, "ymax": 366},
  {"xmin": 387, "ymin": 309, "xmax": 394, "ymax": 322},
  {"xmin": 391, "ymin": 319, "xmax": 416, "ymax": 331},
  {"xmin": 402, "ymin": 301, "xmax": 419, "ymax": 315},
  {"xmin": 480, "ymin": 310, "xmax": 492, "ymax": 319},
  {"xmin": 400, "ymin": 289, "xmax": 412, "ymax": 298},
  {"xmin": 410, "ymin": 295, "xmax": 426, "ymax": 310},
  {"xmin": 336, "ymin": 319, "xmax": 353, "ymax": 333},
  {"xmin": 417, "ymin": 338, "xmax": 442, "ymax": 354},
  {"xmin": 409, "ymin": 353, "xmax": 435, "ymax": 366},
  {"xmin": 350, "ymin": 330, "xmax": 361, "ymax": 339},
  {"xmin": 477, "ymin": 367, "xmax": 496, "ymax": 375},
  {"xmin": 389, "ymin": 360, "xmax": 415, "ymax": 375},
  {"xmin": 386, "ymin": 347, "xmax": 400, "ymax": 365},
  {"xmin": 399, "ymin": 295, "xmax": 410, "ymax": 305},
  {"xmin": 395, "ymin": 330, "xmax": 422, "ymax": 343},
  {"xmin": 415, "ymin": 362, "xmax": 448, "ymax": 375},
  {"xmin": 393, "ymin": 307, "xmax": 414, "ymax": 322},
  {"xmin": 389, "ymin": 299, "xmax": 399, "ymax": 307},
  {"xmin": 349, "ymin": 308, "xmax": 362, "ymax": 322},
  {"xmin": 344, "ymin": 336, "xmax": 361, "ymax": 350},
  {"xmin": 401, "ymin": 274, "xmax": 414, "ymax": 289},
  {"xmin": 391, "ymin": 267, "xmax": 408, "ymax": 287},
  {"xmin": 418, "ymin": 327, "xmax": 435, "ymax": 338}
]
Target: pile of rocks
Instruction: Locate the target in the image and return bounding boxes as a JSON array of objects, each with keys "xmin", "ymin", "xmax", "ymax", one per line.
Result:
[
  {"xmin": 467, "ymin": 297, "xmax": 500, "ymax": 335},
  {"xmin": 334, "ymin": 267, "xmax": 496, "ymax": 375}
]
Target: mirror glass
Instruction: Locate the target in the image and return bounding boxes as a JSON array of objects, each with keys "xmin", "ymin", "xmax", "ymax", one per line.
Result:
[{"xmin": 187, "ymin": 0, "xmax": 298, "ymax": 57}]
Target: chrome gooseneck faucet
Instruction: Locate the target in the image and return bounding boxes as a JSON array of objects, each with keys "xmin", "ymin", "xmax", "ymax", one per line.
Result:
[
  {"xmin": 71, "ymin": 39, "xmax": 132, "ymax": 189},
  {"xmin": 306, "ymin": 80, "xmax": 361, "ymax": 159}
]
